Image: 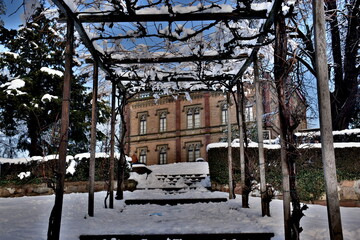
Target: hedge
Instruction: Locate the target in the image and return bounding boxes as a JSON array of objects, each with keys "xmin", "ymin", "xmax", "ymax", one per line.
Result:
[
  {"xmin": 208, "ymin": 146, "xmax": 360, "ymax": 202},
  {"xmin": 0, "ymin": 156, "xmax": 129, "ymax": 186}
]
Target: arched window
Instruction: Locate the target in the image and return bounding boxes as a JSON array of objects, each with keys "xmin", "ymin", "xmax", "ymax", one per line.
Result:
[
  {"xmin": 159, "ymin": 146, "xmax": 167, "ymax": 164},
  {"xmin": 245, "ymin": 106, "xmax": 254, "ymax": 122},
  {"xmin": 139, "ymin": 114, "xmax": 147, "ymax": 135},
  {"xmin": 159, "ymin": 111, "xmax": 167, "ymax": 132},
  {"xmin": 221, "ymin": 103, "xmax": 228, "ymax": 124},
  {"xmin": 186, "ymin": 106, "xmax": 201, "ymax": 129},
  {"xmin": 139, "ymin": 148, "xmax": 147, "ymax": 164},
  {"xmin": 187, "ymin": 142, "xmax": 201, "ymax": 162}
]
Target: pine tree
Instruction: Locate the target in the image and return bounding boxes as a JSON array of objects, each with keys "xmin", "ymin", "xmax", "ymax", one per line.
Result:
[{"xmin": 0, "ymin": 6, "xmax": 110, "ymax": 157}]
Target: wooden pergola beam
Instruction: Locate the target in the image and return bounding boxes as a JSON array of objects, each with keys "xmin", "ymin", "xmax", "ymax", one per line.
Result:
[
  {"xmin": 86, "ymin": 53, "xmax": 248, "ymax": 65},
  {"xmin": 76, "ymin": 10, "xmax": 268, "ymax": 23}
]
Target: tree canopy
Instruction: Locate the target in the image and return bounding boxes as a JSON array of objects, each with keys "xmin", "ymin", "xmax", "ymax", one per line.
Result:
[{"xmin": 0, "ymin": 6, "xmax": 110, "ymax": 157}]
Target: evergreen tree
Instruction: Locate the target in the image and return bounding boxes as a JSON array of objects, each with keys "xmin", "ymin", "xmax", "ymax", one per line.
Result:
[{"xmin": 0, "ymin": 7, "xmax": 110, "ymax": 157}]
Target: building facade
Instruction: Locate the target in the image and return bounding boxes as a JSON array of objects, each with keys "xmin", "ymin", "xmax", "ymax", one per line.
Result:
[{"xmin": 124, "ymin": 84, "xmax": 307, "ymax": 165}]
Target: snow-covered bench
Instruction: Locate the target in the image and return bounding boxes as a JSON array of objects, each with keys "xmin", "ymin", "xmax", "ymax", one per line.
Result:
[{"xmin": 79, "ymin": 232, "xmax": 275, "ymax": 240}]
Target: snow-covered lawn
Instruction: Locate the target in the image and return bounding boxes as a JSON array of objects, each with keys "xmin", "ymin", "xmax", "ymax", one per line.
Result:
[{"xmin": 0, "ymin": 190, "xmax": 359, "ymax": 240}]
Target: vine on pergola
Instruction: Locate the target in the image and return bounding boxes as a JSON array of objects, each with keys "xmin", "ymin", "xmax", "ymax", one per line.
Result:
[{"xmin": 50, "ymin": 0, "xmax": 288, "ymax": 94}]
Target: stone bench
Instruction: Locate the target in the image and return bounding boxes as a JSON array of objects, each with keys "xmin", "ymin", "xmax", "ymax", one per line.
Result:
[{"xmin": 79, "ymin": 233, "xmax": 275, "ymax": 240}]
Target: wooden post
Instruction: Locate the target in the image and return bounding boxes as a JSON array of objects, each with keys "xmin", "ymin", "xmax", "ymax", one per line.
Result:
[
  {"xmin": 88, "ymin": 61, "xmax": 98, "ymax": 217},
  {"xmin": 237, "ymin": 81, "xmax": 247, "ymax": 208},
  {"xmin": 254, "ymin": 57, "xmax": 269, "ymax": 216},
  {"xmin": 47, "ymin": 17, "xmax": 74, "ymax": 240},
  {"xmin": 227, "ymin": 92, "xmax": 235, "ymax": 199},
  {"xmin": 109, "ymin": 80, "xmax": 116, "ymax": 207},
  {"xmin": 312, "ymin": 1, "xmax": 343, "ymax": 239}
]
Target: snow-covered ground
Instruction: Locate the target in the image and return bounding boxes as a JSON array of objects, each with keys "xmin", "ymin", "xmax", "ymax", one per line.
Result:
[
  {"xmin": 0, "ymin": 162, "xmax": 359, "ymax": 240},
  {"xmin": 0, "ymin": 190, "xmax": 359, "ymax": 240}
]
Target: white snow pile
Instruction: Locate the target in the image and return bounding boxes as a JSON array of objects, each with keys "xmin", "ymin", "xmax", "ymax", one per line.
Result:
[
  {"xmin": 17, "ymin": 171, "xmax": 31, "ymax": 180},
  {"xmin": 129, "ymin": 162, "xmax": 211, "ymax": 189},
  {"xmin": 40, "ymin": 67, "xmax": 64, "ymax": 77},
  {"xmin": 0, "ymin": 190, "xmax": 359, "ymax": 240},
  {"xmin": 0, "ymin": 78, "xmax": 26, "ymax": 95},
  {"xmin": 41, "ymin": 94, "xmax": 58, "ymax": 103},
  {"xmin": 207, "ymin": 134, "xmax": 360, "ymax": 151}
]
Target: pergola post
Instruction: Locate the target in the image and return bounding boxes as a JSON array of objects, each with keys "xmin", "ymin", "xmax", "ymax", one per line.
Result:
[
  {"xmin": 109, "ymin": 80, "xmax": 116, "ymax": 206},
  {"xmin": 254, "ymin": 56, "xmax": 269, "ymax": 216},
  {"xmin": 236, "ymin": 81, "xmax": 247, "ymax": 208},
  {"xmin": 312, "ymin": 1, "xmax": 343, "ymax": 239},
  {"xmin": 226, "ymin": 92, "xmax": 235, "ymax": 199},
  {"xmin": 47, "ymin": 17, "xmax": 74, "ymax": 240},
  {"xmin": 88, "ymin": 60, "xmax": 98, "ymax": 217}
]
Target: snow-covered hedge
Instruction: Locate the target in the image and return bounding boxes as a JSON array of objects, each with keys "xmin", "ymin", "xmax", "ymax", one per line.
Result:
[
  {"xmin": 207, "ymin": 144, "xmax": 360, "ymax": 202},
  {"xmin": 0, "ymin": 153, "xmax": 131, "ymax": 184}
]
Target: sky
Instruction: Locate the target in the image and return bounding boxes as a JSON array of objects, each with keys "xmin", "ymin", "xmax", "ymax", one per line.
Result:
[{"xmin": 2, "ymin": 0, "xmax": 24, "ymax": 29}]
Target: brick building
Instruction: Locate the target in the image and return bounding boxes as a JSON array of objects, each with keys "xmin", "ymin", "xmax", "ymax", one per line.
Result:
[{"xmin": 124, "ymin": 83, "xmax": 307, "ymax": 165}]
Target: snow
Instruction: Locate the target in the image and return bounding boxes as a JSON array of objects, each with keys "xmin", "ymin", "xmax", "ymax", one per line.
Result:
[
  {"xmin": 41, "ymin": 94, "xmax": 58, "ymax": 103},
  {"xmin": 295, "ymin": 128, "xmax": 360, "ymax": 137},
  {"xmin": 74, "ymin": 152, "xmax": 109, "ymax": 160},
  {"xmin": 251, "ymin": 2, "xmax": 273, "ymax": 12},
  {"xmin": 40, "ymin": 67, "xmax": 64, "ymax": 77},
  {"xmin": 130, "ymin": 162, "xmax": 211, "ymax": 189},
  {"xmin": 17, "ymin": 171, "xmax": 31, "ymax": 179},
  {"xmin": 1, "ymin": 51, "xmax": 19, "ymax": 58},
  {"xmin": 0, "ymin": 78, "xmax": 26, "ymax": 95},
  {"xmin": 147, "ymin": 162, "xmax": 209, "ymax": 176},
  {"xmin": 0, "ymin": 190, "xmax": 359, "ymax": 240}
]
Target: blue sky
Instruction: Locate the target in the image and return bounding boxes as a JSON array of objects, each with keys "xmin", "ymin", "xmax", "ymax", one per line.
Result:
[{"xmin": 2, "ymin": 0, "xmax": 24, "ymax": 29}]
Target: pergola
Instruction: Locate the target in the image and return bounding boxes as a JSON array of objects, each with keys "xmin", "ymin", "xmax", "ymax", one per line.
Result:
[{"xmin": 45, "ymin": 1, "xmax": 342, "ymax": 240}]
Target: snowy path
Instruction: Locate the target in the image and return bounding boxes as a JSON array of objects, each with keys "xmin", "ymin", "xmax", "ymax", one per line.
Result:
[{"xmin": 0, "ymin": 190, "xmax": 359, "ymax": 240}]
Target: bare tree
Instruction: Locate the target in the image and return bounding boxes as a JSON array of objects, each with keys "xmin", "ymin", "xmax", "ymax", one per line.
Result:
[{"xmin": 290, "ymin": 0, "xmax": 359, "ymax": 130}]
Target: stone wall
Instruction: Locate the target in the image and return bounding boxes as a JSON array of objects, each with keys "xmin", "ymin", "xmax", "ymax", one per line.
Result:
[{"xmin": 0, "ymin": 180, "xmax": 137, "ymax": 198}]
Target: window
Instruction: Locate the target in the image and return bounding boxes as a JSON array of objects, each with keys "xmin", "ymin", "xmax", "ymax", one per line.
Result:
[
  {"xmin": 186, "ymin": 106, "xmax": 201, "ymax": 129},
  {"xmin": 158, "ymin": 146, "xmax": 167, "ymax": 164},
  {"xmin": 139, "ymin": 148, "xmax": 147, "ymax": 164},
  {"xmin": 221, "ymin": 103, "xmax": 228, "ymax": 124},
  {"xmin": 245, "ymin": 106, "xmax": 254, "ymax": 122},
  {"xmin": 159, "ymin": 111, "xmax": 167, "ymax": 132},
  {"xmin": 139, "ymin": 113, "xmax": 147, "ymax": 135},
  {"xmin": 186, "ymin": 142, "xmax": 201, "ymax": 162}
]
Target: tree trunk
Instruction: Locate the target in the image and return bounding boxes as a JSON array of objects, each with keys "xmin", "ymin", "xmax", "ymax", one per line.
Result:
[
  {"xmin": 275, "ymin": 12, "xmax": 292, "ymax": 240},
  {"xmin": 28, "ymin": 116, "xmax": 42, "ymax": 157},
  {"xmin": 276, "ymin": 9, "xmax": 307, "ymax": 240},
  {"xmin": 236, "ymin": 82, "xmax": 250, "ymax": 208},
  {"xmin": 47, "ymin": 17, "xmax": 74, "ymax": 240},
  {"xmin": 116, "ymin": 89, "xmax": 128, "ymax": 200},
  {"xmin": 312, "ymin": 1, "xmax": 344, "ymax": 239}
]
